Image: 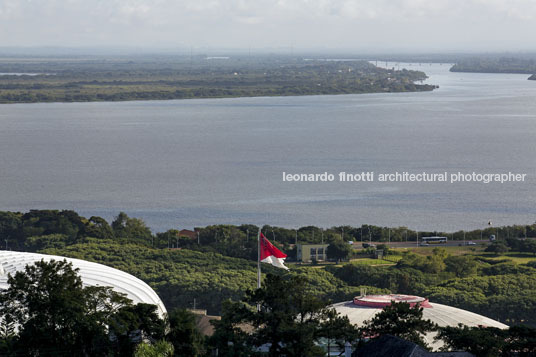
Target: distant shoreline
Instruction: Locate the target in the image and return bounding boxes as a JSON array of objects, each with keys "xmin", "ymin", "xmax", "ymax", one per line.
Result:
[
  {"xmin": 450, "ymin": 58, "xmax": 536, "ymax": 79},
  {"xmin": 0, "ymin": 57, "xmax": 437, "ymax": 104},
  {"xmin": 0, "ymin": 85, "xmax": 437, "ymax": 105}
]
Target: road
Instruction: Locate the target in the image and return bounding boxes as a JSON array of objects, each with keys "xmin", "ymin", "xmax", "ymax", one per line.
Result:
[{"xmin": 351, "ymin": 239, "xmax": 492, "ymax": 249}]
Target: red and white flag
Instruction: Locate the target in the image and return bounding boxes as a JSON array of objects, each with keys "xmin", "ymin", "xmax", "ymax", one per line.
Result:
[{"xmin": 260, "ymin": 233, "xmax": 289, "ymax": 270}]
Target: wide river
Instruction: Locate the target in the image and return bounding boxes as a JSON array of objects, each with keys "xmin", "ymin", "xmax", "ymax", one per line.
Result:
[{"xmin": 1, "ymin": 63, "xmax": 535, "ymax": 232}]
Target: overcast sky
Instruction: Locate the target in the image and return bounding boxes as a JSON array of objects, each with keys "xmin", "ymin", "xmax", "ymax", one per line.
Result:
[{"xmin": 2, "ymin": 0, "xmax": 536, "ymax": 52}]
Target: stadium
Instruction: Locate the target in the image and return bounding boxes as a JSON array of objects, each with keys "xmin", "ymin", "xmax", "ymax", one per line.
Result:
[
  {"xmin": 332, "ymin": 294, "xmax": 508, "ymax": 350},
  {"xmin": 0, "ymin": 251, "xmax": 167, "ymax": 318}
]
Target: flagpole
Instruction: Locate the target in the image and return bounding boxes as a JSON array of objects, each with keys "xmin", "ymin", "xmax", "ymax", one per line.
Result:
[{"xmin": 257, "ymin": 228, "xmax": 261, "ymax": 289}]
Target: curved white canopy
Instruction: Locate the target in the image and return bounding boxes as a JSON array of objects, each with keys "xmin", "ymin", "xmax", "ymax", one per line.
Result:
[
  {"xmin": 332, "ymin": 299, "xmax": 507, "ymax": 350},
  {"xmin": 0, "ymin": 251, "xmax": 167, "ymax": 317},
  {"xmin": 332, "ymin": 300, "xmax": 507, "ymax": 329}
]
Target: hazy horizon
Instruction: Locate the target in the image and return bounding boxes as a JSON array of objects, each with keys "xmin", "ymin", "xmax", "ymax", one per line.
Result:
[{"xmin": 1, "ymin": 0, "xmax": 536, "ymax": 53}]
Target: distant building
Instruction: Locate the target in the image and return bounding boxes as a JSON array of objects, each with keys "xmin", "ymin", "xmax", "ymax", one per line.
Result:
[
  {"xmin": 188, "ymin": 309, "xmax": 221, "ymax": 337},
  {"xmin": 297, "ymin": 244, "xmax": 329, "ymax": 262},
  {"xmin": 179, "ymin": 229, "xmax": 198, "ymax": 240}
]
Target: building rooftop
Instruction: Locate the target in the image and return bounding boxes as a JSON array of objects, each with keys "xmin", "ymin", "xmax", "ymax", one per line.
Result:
[
  {"xmin": 353, "ymin": 294, "xmax": 432, "ymax": 308},
  {"xmin": 0, "ymin": 251, "xmax": 167, "ymax": 317},
  {"xmin": 332, "ymin": 294, "xmax": 507, "ymax": 350}
]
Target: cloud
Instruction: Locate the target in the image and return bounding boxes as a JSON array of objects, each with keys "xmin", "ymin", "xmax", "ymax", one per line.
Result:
[{"xmin": 0, "ymin": 0, "xmax": 535, "ymax": 50}]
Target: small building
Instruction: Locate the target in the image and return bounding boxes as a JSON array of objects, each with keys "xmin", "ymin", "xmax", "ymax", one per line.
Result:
[
  {"xmin": 179, "ymin": 229, "xmax": 198, "ymax": 240},
  {"xmin": 188, "ymin": 309, "xmax": 221, "ymax": 337},
  {"xmin": 297, "ymin": 244, "xmax": 329, "ymax": 262}
]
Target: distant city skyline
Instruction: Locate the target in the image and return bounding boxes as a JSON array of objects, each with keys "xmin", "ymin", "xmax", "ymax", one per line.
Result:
[{"xmin": 1, "ymin": 0, "xmax": 536, "ymax": 52}]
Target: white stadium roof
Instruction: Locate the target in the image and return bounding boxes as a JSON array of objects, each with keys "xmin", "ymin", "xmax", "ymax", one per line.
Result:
[
  {"xmin": 332, "ymin": 294, "xmax": 508, "ymax": 350},
  {"xmin": 0, "ymin": 251, "xmax": 167, "ymax": 317}
]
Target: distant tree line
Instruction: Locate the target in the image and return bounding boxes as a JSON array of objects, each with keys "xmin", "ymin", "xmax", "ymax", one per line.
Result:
[
  {"xmin": 451, "ymin": 57, "xmax": 536, "ymax": 75},
  {"xmin": 1, "ymin": 209, "xmax": 534, "ymax": 259}
]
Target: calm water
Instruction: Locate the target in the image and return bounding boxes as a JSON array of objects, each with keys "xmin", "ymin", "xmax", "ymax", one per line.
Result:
[{"xmin": 1, "ymin": 63, "xmax": 535, "ymax": 232}]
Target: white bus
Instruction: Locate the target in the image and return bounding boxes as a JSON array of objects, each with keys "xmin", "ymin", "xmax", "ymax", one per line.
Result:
[{"xmin": 421, "ymin": 236, "xmax": 448, "ymax": 244}]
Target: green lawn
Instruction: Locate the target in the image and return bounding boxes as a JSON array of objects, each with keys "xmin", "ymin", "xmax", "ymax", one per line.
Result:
[
  {"xmin": 394, "ymin": 245, "xmax": 486, "ymax": 256},
  {"xmin": 349, "ymin": 257, "xmax": 400, "ymax": 266},
  {"xmin": 392, "ymin": 245, "xmax": 536, "ymax": 264},
  {"xmin": 292, "ymin": 255, "xmax": 400, "ymax": 268}
]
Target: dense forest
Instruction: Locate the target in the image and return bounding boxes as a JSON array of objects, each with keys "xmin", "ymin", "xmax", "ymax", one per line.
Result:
[
  {"xmin": 0, "ymin": 55, "xmax": 437, "ymax": 103},
  {"xmin": 3, "ymin": 261, "xmax": 535, "ymax": 356},
  {"xmin": 450, "ymin": 56, "xmax": 536, "ymax": 76},
  {"xmin": 1, "ymin": 210, "xmax": 536, "ymax": 327}
]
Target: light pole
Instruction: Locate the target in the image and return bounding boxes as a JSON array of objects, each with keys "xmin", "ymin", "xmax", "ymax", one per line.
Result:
[{"xmin": 197, "ymin": 231, "xmax": 200, "ymax": 245}]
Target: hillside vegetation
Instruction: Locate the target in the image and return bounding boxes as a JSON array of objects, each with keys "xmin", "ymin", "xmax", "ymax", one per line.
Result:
[{"xmin": 2, "ymin": 209, "xmax": 536, "ymax": 326}]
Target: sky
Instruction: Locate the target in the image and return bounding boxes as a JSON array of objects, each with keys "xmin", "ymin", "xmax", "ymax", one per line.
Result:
[{"xmin": 1, "ymin": 0, "xmax": 536, "ymax": 53}]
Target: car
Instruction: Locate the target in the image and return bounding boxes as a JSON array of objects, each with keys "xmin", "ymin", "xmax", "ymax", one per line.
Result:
[
  {"xmin": 466, "ymin": 241, "xmax": 477, "ymax": 245},
  {"xmin": 419, "ymin": 243, "xmax": 430, "ymax": 246}
]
